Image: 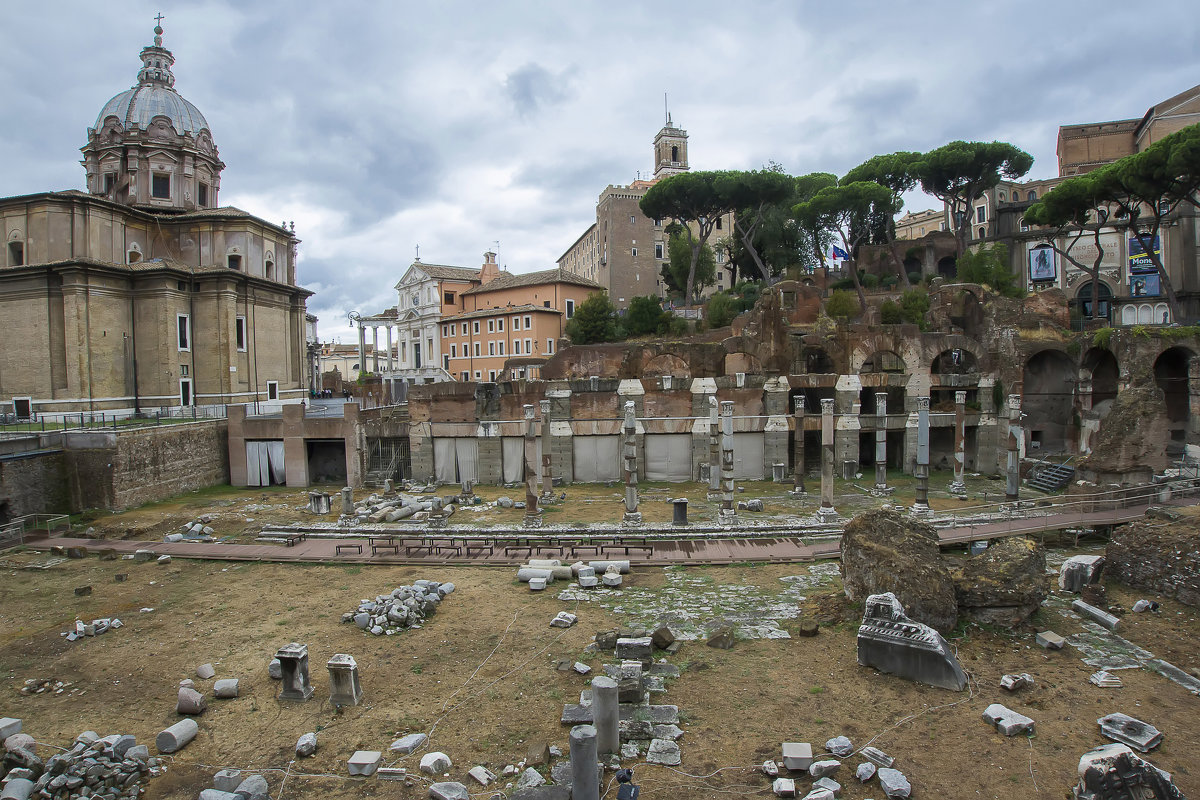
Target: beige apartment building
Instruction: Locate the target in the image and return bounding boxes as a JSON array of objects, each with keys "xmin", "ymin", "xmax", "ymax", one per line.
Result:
[
  {"xmin": 558, "ymin": 117, "xmax": 735, "ymax": 310},
  {"xmin": 1058, "ymin": 83, "xmax": 1200, "ymax": 176},
  {"xmin": 894, "ymin": 209, "xmax": 945, "ymax": 241},
  {"xmin": 0, "ymin": 23, "xmax": 310, "ymax": 417},
  {"xmin": 442, "ymin": 254, "xmax": 602, "ymax": 381}
]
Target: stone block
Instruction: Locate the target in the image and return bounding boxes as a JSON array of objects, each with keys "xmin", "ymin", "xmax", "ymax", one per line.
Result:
[
  {"xmin": 377, "ymin": 768, "xmax": 407, "ymax": 780},
  {"xmin": 1035, "ymin": 630, "xmax": 1065, "ymax": 649},
  {"xmin": 551, "ymin": 611, "xmax": 578, "ymax": 628},
  {"xmin": 515, "ymin": 767, "xmax": 546, "ymax": 789},
  {"xmin": 772, "ymin": 777, "xmax": 796, "ymax": 797},
  {"xmin": 615, "ymin": 636, "xmax": 652, "ymax": 662},
  {"xmin": 0, "ymin": 779, "xmax": 35, "ymax": 800},
  {"xmin": 646, "ymin": 739, "xmax": 681, "ymax": 766},
  {"xmin": 526, "ymin": 741, "xmax": 551, "ymax": 767},
  {"xmin": 3, "ymin": 733, "xmax": 34, "ymax": 754},
  {"xmin": 781, "ymin": 742, "xmax": 812, "ymax": 771},
  {"xmin": 1089, "ymin": 670, "xmax": 1123, "ymax": 688},
  {"xmin": 429, "ymin": 782, "xmax": 469, "ymax": 800},
  {"xmin": 856, "ymin": 762, "xmax": 876, "ymax": 781},
  {"xmin": 856, "ymin": 593, "xmax": 966, "ymax": 691},
  {"xmin": 982, "ymin": 703, "xmax": 1035, "ymax": 736},
  {"xmin": 1059, "ymin": 555, "xmax": 1105, "ymax": 592},
  {"xmin": 196, "ymin": 663, "xmax": 215, "ymax": 679},
  {"xmin": 577, "ymin": 576, "xmax": 599, "ymax": 588},
  {"xmin": 813, "ymin": 777, "xmax": 841, "ymax": 796},
  {"xmin": 1000, "ymin": 673, "xmax": 1033, "ymax": 691},
  {"xmin": 809, "ymin": 760, "xmax": 839, "ymax": 778},
  {"xmin": 800, "ymin": 790, "xmax": 835, "ymax": 800},
  {"xmin": 177, "ymin": 687, "xmax": 207, "ymax": 715},
  {"xmin": 877, "ymin": 767, "xmax": 911, "ymax": 798},
  {"xmin": 347, "ymin": 751, "xmax": 382, "ymax": 776},
  {"xmin": 0, "ymin": 718, "xmax": 21, "ymax": 739},
  {"xmin": 268, "ymin": 658, "xmax": 282, "ymax": 679},
  {"xmin": 213, "ymin": 678, "xmax": 239, "ymax": 698},
  {"xmin": 155, "ymin": 718, "xmax": 198, "ymax": 754},
  {"xmin": 1074, "ymin": 742, "xmax": 1183, "ymax": 798},
  {"xmin": 234, "ymin": 774, "xmax": 268, "ymax": 800},
  {"xmin": 650, "ymin": 626, "xmax": 676, "ymax": 650},
  {"xmin": 419, "ymin": 751, "xmax": 452, "ymax": 774},
  {"xmin": 861, "ymin": 746, "xmax": 894, "ymax": 767},
  {"xmin": 602, "ymin": 573, "xmax": 623, "ymax": 587},
  {"xmin": 1072, "ymin": 599, "xmax": 1121, "ymax": 631},
  {"xmin": 468, "ymin": 766, "xmax": 496, "ymax": 786},
  {"xmin": 390, "ymin": 733, "xmax": 427, "ymax": 754},
  {"xmin": 529, "ymin": 577, "xmax": 547, "ymax": 591},
  {"xmin": 295, "ymin": 732, "xmax": 317, "ymax": 757},
  {"xmin": 825, "ymin": 735, "xmax": 853, "ymax": 756},
  {"xmin": 1096, "ymin": 713, "xmax": 1163, "ymax": 752},
  {"xmin": 706, "ymin": 626, "xmax": 735, "ymax": 649}
]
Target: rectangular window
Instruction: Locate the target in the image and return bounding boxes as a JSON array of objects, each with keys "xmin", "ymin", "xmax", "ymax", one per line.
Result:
[
  {"xmin": 544, "ymin": 300, "xmax": 551, "ymax": 308},
  {"xmin": 546, "ymin": 339, "xmax": 555, "ymax": 354},
  {"xmin": 513, "ymin": 340, "xmax": 521, "ymax": 355},
  {"xmin": 524, "ymin": 314, "xmax": 531, "ymax": 328},
  {"xmin": 632, "ymin": 246, "xmax": 637, "ymax": 257},
  {"xmin": 197, "ymin": 183, "xmax": 209, "ymax": 207},
  {"xmin": 488, "ymin": 370, "xmax": 496, "ymax": 382},
  {"xmin": 512, "ymin": 316, "xmax": 520, "ymax": 331},
  {"xmin": 266, "ymin": 381, "xmax": 279, "ymax": 401},
  {"xmin": 524, "ymin": 337, "xmax": 532, "ymax": 354},
  {"xmin": 976, "ymin": 206, "xmax": 987, "ymax": 223},
  {"xmin": 487, "ymin": 319, "xmax": 494, "ymax": 333},
  {"xmin": 450, "ymin": 343, "xmax": 457, "ymax": 358},
  {"xmin": 630, "ymin": 215, "xmax": 636, "ymax": 224},
  {"xmin": 474, "ymin": 370, "xmax": 481, "ymax": 380},
  {"xmin": 653, "ymin": 217, "xmax": 662, "ymax": 227},
  {"xmin": 655, "ymin": 242, "xmax": 663, "ymax": 259},
  {"xmin": 235, "ymin": 316, "xmax": 246, "ymax": 352},
  {"xmin": 441, "ymin": 324, "xmax": 448, "ymax": 337},
  {"xmin": 179, "ymin": 379, "xmax": 192, "ymax": 407},
  {"xmin": 472, "ymin": 321, "xmax": 480, "ymax": 334},
  {"xmin": 473, "ymin": 342, "xmax": 481, "ymax": 357},
  {"xmin": 227, "ymin": 254, "xmax": 242, "ymax": 270},
  {"xmin": 497, "ymin": 318, "xmax": 504, "ymax": 332},
  {"xmin": 444, "ymin": 291, "xmax": 455, "ymax": 304},
  {"xmin": 488, "ymin": 341, "xmax": 495, "ymax": 356},
  {"xmin": 565, "ymin": 299, "xmax": 575, "ymax": 318},
  {"xmin": 462, "ymin": 371, "xmax": 469, "ymax": 381},
  {"xmin": 716, "ymin": 217, "xmax": 722, "ymax": 230},
  {"xmin": 500, "ymin": 341, "xmax": 507, "ymax": 356},
  {"xmin": 152, "ymin": 173, "xmax": 171, "ymax": 199},
  {"xmin": 176, "ymin": 314, "xmax": 190, "ymax": 351}
]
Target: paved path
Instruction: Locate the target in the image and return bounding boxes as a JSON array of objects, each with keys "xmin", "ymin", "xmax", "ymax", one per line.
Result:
[{"xmin": 21, "ymin": 498, "xmax": 1169, "ymax": 567}]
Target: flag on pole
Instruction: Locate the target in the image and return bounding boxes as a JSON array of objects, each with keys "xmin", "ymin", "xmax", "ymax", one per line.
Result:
[{"xmin": 831, "ymin": 245, "xmax": 850, "ymax": 261}]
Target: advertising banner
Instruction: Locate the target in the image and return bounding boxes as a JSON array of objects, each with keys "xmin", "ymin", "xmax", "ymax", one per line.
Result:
[
  {"xmin": 1028, "ymin": 244, "xmax": 1057, "ymax": 282},
  {"xmin": 1128, "ymin": 234, "xmax": 1161, "ymax": 274},
  {"xmin": 1129, "ymin": 272, "xmax": 1161, "ymax": 297}
]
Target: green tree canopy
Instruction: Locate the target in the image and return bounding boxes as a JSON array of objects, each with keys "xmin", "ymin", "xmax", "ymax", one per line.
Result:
[
  {"xmin": 625, "ymin": 295, "xmax": 669, "ymax": 337},
  {"xmin": 712, "ymin": 168, "xmax": 796, "ymax": 284},
  {"xmin": 666, "ymin": 225, "xmax": 715, "ymax": 298},
  {"xmin": 640, "ymin": 171, "xmax": 735, "ymax": 305},
  {"xmin": 843, "ymin": 151, "xmax": 923, "ymax": 286},
  {"xmin": 824, "ymin": 289, "xmax": 858, "ymax": 320},
  {"xmin": 705, "ymin": 291, "xmax": 737, "ymax": 328},
  {"xmin": 955, "ymin": 243, "xmax": 1021, "ymax": 297},
  {"xmin": 564, "ymin": 292, "xmax": 621, "ymax": 345},
  {"xmin": 914, "ymin": 141, "xmax": 1033, "ymax": 256}
]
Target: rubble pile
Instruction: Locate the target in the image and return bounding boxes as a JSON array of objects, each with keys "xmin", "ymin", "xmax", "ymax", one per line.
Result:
[
  {"xmin": 61, "ymin": 618, "xmax": 124, "ymax": 643},
  {"xmin": 1, "ymin": 723, "xmax": 162, "ymax": 800},
  {"xmin": 341, "ymin": 580, "xmax": 455, "ymax": 636},
  {"xmin": 163, "ymin": 519, "xmax": 215, "ymax": 543}
]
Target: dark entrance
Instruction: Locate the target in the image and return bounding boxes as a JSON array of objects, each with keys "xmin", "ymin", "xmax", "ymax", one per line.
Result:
[{"xmin": 306, "ymin": 439, "xmax": 347, "ymax": 484}]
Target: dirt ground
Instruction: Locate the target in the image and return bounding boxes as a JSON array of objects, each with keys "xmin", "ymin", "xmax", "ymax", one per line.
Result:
[{"xmin": 2, "ymin": 528, "xmax": 1198, "ymax": 799}]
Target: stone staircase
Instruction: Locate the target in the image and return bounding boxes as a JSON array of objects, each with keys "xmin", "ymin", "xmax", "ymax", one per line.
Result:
[{"xmin": 1027, "ymin": 461, "xmax": 1075, "ymax": 493}]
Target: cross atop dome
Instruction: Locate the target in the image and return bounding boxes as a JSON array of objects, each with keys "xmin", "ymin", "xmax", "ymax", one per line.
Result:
[{"xmin": 137, "ymin": 15, "xmax": 176, "ymax": 88}]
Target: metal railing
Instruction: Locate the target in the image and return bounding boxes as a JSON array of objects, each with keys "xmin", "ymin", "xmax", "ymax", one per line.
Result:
[
  {"xmin": 0, "ymin": 514, "xmax": 71, "ymax": 551},
  {"xmin": 0, "ymin": 405, "xmax": 228, "ymax": 436}
]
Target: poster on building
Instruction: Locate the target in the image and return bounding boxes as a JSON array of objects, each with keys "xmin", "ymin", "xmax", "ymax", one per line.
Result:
[
  {"xmin": 1061, "ymin": 231, "xmax": 1122, "ymax": 272},
  {"xmin": 1128, "ymin": 234, "xmax": 1161, "ymax": 273},
  {"xmin": 1130, "ymin": 272, "xmax": 1161, "ymax": 297},
  {"xmin": 1028, "ymin": 244, "xmax": 1057, "ymax": 282}
]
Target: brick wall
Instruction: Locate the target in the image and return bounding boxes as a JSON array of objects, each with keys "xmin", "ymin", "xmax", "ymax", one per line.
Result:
[{"xmin": 0, "ymin": 450, "xmax": 69, "ymax": 519}]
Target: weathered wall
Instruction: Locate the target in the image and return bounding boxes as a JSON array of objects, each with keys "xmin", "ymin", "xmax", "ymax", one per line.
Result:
[
  {"xmin": 0, "ymin": 450, "xmax": 69, "ymax": 519},
  {"xmin": 1106, "ymin": 516, "xmax": 1200, "ymax": 607}
]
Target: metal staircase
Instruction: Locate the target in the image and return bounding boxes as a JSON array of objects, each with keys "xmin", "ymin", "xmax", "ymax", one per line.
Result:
[{"xmin": 1026, "ymin": 458, "xmax": 1075, "ymax": 493}]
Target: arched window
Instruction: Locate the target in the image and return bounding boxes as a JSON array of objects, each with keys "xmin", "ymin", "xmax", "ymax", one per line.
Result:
[
  {"xmin": 265, "ymin": 252, "xmax": 275, "ymax": 281},
  {"xmin": 1028, "ymin": 190, "xmax": 1037, "ymax": 201}
]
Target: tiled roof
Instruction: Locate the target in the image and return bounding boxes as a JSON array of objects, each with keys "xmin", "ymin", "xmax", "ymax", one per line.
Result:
[
  {"xmin": 440, "ymin": 303, "xmax": 561, "ymax": 322},
  {"xmin": 414, "ymin": 263, "xmax": 482, "ymax": 281},
  {"xmin": 463, "ymin": 268, "xmax": 602, "ymax": 295}
]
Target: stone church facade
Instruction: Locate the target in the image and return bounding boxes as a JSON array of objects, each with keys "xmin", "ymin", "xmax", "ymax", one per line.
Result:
[{"xmin": 0, "ymin": 22, "xmax": 311, "ymax": 417}]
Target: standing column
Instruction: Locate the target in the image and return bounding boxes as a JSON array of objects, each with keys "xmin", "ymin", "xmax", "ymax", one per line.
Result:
[
  {"xmin": 874, "ymin": 392, "xmax": 890, "ymax": 494},
  {"xmin": 949, "ymin": 390, "xmax": 967, "ymax": 496},
  {"xmin": 591, "ymin": 675, "xmax": 619, "ymax": 756},
  {"xmin": 371, "ymin": 327, "xmax": 379, "ymax": 373},
  {"xmin": 1006, "ymin": 394, "xmax": 1021, "ymax": 501},
  {"xmin": 819, "ymin": 398, "xmax": 836, "ymax": 518},
  {"xmin": 523, "ymin": 404, "xmax": 541, "ymax": 528},
  {"xmin": 791, "ymin": 395, "xmax": 806, "ymax": 495},
  {"xmin": 719, "ymin": 401, "xmax": 737, "ymax": 525},
  {"xmin": 708, "ymin": 396, "xmax": 720, "ymax": 494},
  {"xmin": 540, "ymin": 399, "xmax": 553, "ymax": 499},
  {"xmin": 385, "ymin": 326, "xmax": 394, "ymax": 372},
  {"xmin": 913, "ymin": 396, "xmax": 930, "ymax": 512},
  {"xmin": 569, "ymin": 725, "xmax": 599, "ymax": 800},
  {"xmin": 356, "ymin": 324, "xmax": 366, "ymax": 377},
  {"xmin": 622, "ymin": 401, "xmax": 642, "ymax": 525}
]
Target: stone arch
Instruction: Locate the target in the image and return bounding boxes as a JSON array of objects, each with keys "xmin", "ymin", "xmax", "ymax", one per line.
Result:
[
  {"xmin": 725, "ymin": 352, "xmax": 761, "ymax": 375},
  {"xmin": 931, "ymin": 347, "xmax": 979, "ymax": 375},
  {"xmin": 859, "ymin": 350, "xmax": 906, "ymax": 374},
  {"xmin": 937, "ymin": 255, "xmax": 957, "ymax": 279},
  {"xmin": 850, "ymin": 334, "xmax": 922, "ymax": 375},
  {"xmin": 803, "ymin": 347, "xmax": 834, "ymax": 374},
  {"xmin": 1022, "ymin": 348, "xmax": 1076, "ymax": 453},
  {"xmin": 1081, "ymin": 347, "xmax": 1119, "ymax": 406},
  {"xmin": 643, "ymin": 353, "xmax": 691, "ymax": 379},
  {"xmin": 1154, "ymin": 346, "xmax": 1194, "ymax": 426}
]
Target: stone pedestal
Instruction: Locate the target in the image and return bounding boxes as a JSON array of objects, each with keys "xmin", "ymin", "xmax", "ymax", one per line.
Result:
[
  {"xmin": 276, "ymin": 643, "xmax": 314, "ymax": 701},
  {"xmin": 309, "ymin": 492, "xmax": 331, "ymax": 514},
  {"xmin": 327, "ymin": 654, "xmax": 363, "ymax": 706},
  {"xmin": 340, "ymin": 487, "xmax": 353, "ymax": 516},
  {"xmin": 621, "ymin": 401, "xmax": 640, "ymax": 525}
]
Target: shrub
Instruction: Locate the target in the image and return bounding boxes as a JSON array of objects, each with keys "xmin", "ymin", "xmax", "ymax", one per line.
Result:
[
  {"xmin": 880, "ymin": 300, "xmax": 902, "ymax": 324},
  {"xmin": 907, "ymin": 271, "xmax": 923, "ymax": 285},
  {"xmin": 881, "ymin": 275, "xmax": 899, "ymax": 289},
  {"xmin": 860, "ymin": 273, "xmax": 880, "ymax": 289},
  {"xmin": 824, "ymin": 289, "xmax": 858, "ymax": 320},
  {"xmin": 831, "ymin": 277, "xmax": 856, "ymax": 291},
  {"xmin": 899, "ymin": 289, "xmax": 930, "ymax": 329},
  {"xmin": 706, "ymin": 292, "xmax": 737, "ymax": 328}
]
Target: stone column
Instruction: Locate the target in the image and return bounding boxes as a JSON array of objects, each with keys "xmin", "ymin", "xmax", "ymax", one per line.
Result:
[
  {"xmin": 708, "ymin": 395, "xmax": 720, "ymax": 494},
  {"xmin": 327, "ymin": 654, "xmax": 363, "ymax": 706},
  {"xmin": 913, "ymin": 396, "xmax": 930, "ymax": 513},
  {"xmin": 275, "ymin": 643, "xmax": 313, "ymax": 701},
  {"xmin": 591, "ymin": 676, "xmax": 619, "ymax": 756},
  {"xmin": 371, "ymin": 326, "xmax": 379, "ymax": 373},
  {"xmin": 819, "ymin": 398, "xmax": 836, "ymax": 518},
  {"xmin": 385, "ymin": 325, "xmax": 393, "ymax": 372},
  {"xmin": 949, "ymin": 390, "xmax": 967, "ymax": 496},
  {"xmin": 791, "ymin": 395, "xmax": 806, "ymax": 495},
  {"xmin": 340, "ymin": 486, "xmax": 353, "ymax": 516},
  {"xmin": 719, "ymin": 401, "xmax": 737, "ymax": 525},
  {"xmin": 1006, "ymin": 394, "xmax": 1021, "ymax": 501},
  {"xmin": 874, "ymin": 392, "xmax": 889, "ymax": 494},
  {"xmin": 540, "ymin": 399, "xmax": 553, "ymax": 499},
  {"xmin": 523, "ymin": 404, "xmax": 541, "ymax": 528},
  {"xmin": 356, "ymin": 324, "xmax": 366, "ymax": 377},
  {"xmin": 622, "ymin": 401, "xmax": 641, "ymax": 525},
  {"xmin": 569, "ymin": 725, "xmax": 600, "ymax": 800}
]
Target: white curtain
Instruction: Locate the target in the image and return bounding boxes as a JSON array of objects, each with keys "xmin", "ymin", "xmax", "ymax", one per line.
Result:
[
  {"xmin": 266, "ymin": 441, "xmax": 286, "ymax": 485},
  {"xmin": 502, "ymin": 437, "xmax": 525, "ymax": 483},
  {"xmin": 573, "ymin": 436, "xmax": 621, "ymax": 483},
  {"xmin": 433, "ymin": 438, "xmax": 457, "ymax": 483},
  {"xmin": 455, "ymin": 438, "xmax": 479, "ymax": 485},
  {"xmin": 645, "ymin": 434, "xmax": 691, "ymax": 482},
  {"xmin": 246, "ymin": 441, "xmax": 285, "ymax": 486},
  {"xmin": 246, "ymin": 442, "xmax": 263, "ymax": 487},
  {"xmin": 732, "ymin": 432, "xmax": 766, "ymax": 480}
]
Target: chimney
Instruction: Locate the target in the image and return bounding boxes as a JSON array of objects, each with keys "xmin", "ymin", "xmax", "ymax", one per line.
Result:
[{"xmin": 480, "ymin": 251, "xmax": 500, "ymax": 284}]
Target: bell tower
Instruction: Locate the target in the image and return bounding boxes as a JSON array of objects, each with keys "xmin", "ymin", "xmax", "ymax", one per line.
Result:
[{"xmin": 652, "ymin": 101, "xmax": 689, "ymax": 180}]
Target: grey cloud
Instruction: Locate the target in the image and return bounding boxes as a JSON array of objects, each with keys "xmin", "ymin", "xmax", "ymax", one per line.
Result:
[{"xmin": 504, "ymin": 63, "xmax": 575, "ymax": 117}]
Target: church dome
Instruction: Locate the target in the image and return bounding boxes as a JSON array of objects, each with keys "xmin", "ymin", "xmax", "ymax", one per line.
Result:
[{"xmin": 93, "ymin": 22, "xmax": 212, "ymax": 139}]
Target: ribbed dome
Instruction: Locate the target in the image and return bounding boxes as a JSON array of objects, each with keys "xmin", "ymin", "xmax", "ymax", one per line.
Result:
[{"xmin": 95, "ymin": 84, "xmax": 210, "ymax": 136}]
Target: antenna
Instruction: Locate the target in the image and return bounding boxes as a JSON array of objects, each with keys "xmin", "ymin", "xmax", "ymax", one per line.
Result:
[
  {"xmin": 664, "ymin": 93, "xmax": 669, "ymax": 126},
  {"xmin": 415, "ymin": 244, "xmax": 420, "ymax": 261}
]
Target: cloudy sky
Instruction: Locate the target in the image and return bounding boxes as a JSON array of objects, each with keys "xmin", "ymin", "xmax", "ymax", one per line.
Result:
[{"xmin": 2, "ymin": 1, "xmax": 1197, "ymax": 340}]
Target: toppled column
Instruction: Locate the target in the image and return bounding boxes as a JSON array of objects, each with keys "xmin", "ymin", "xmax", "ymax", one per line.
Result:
[
  {"xmin": 327, "ymin": 654, "xmax": 364, "ymax": 706},
  {"xmin": 873, "ymin": 392, "xmax": 890, "ymax": 495},
  {"xmin": 949, "ymin": 390, "xmax": 967, "ymax": 496},
  {"xmin": 156, "ymin": 718, "xmax": 199, "ymax": 754},
  {"xmin": 708, "ymin": 396, "xmax": 721, "ymax": 494},
  {"xmin": 540, "ymin": 399, "xmax": 554, "ymax": 499},
  {"xmin": 622, "ymin": 401, "xmax": 642, "ymax": 526},
  {"xmin": 719, "ymin": 401, "xmax": 737, "ymax": 525},
  {"xmin": 569, "ymin": 725, "xmax": 600, "ymax": 800},
  {"xmin": 857, "ymin": 592, "xmax": 966, "ymax": 691},
  {"xmin": 1006, "ymin": 394, "xmax": 1021, "ymax": 501},
  {"xmin": 591, "ymin": 675, "xmax": 619, "ymax": 756},
  {"xmin": 913, "ymin": 396, "xmax": 930, "ymax": 513},
  {"xmin": 819, "ymin": 398, "xmax": 836, "ymax": 519},
  {"xmin": 523, "ymin": 404, "xmax": 541, "ymax": 528},
  {"xmin": 791, "ymin": 395, "xmax": 806, "ymax": 496},
  {"xmin": 275, "ymin": 642, "xmax": 314, "ymax": 701}
]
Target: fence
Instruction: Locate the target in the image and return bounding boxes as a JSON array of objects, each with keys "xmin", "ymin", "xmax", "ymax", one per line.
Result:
[
  {"xmin": 0, "ymin": 405, "xmax": 228, "ymax": 436},
  {"xmin": 0, "ymin": 514, "xmax": 71, "ymax": 551}
]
